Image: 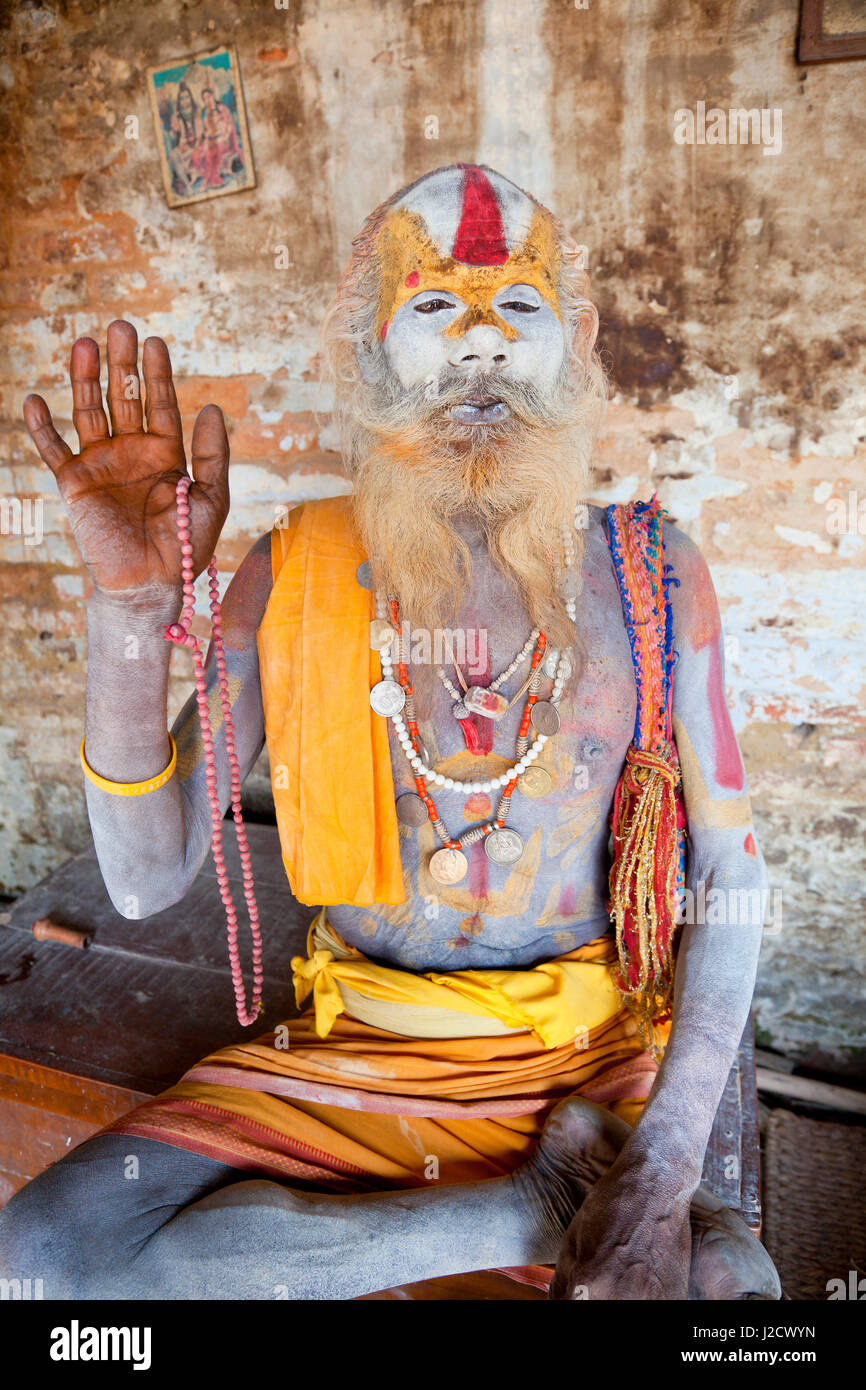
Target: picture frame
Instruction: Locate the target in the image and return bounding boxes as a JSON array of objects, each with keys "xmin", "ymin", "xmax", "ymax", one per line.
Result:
[
  {"xmin": 146, "ymin": 44, "xmax": 256, "ymax": 208},
  {"xmin": 798, "ymin": 0, "xmax": 866, "ymax": 63}
]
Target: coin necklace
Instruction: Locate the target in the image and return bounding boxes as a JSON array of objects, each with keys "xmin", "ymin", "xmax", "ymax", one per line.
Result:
[
  {"xmin": 375, "ymin": 598, "xmax": 556, "ymax": 882},
  {"xmin": 365, "ymin": 526, "xmax": 579, "ymax": 884}
]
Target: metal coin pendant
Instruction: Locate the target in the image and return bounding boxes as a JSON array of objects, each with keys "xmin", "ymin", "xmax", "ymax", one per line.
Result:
[
  {"xmin": 518, "ymin": 766, "xmax": 553, "ymax": 798},
  {"xmin": 484, "ymin": 827, "xmax": 524, "ymax": 864},
  {"xmin": 356, "ymin": 561, "xmax": 374, "ymax": 590},
  {"xmin": 370, "ymin": 679, "xmax": 405, "ymax": 716},
  {"xmin": 531, "ymin": 701, "xmax": 561, "ymax": 735},
  {"xmin": 429, "ymin": 847, "xmax": 469, "ymax": 885},
  {"xmin": 463, "ymin": 686, "xmax": 509, "ymax": 720},
  {"xmin": 370, "ymin": 619, "xmax": 397, "ymax": 651},
  {"xmin": 396, "ymin": 793, "xmax": 429, "ymax": 827}
]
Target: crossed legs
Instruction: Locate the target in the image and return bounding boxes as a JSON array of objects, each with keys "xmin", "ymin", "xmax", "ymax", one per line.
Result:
[{"xmin": 0, "ymin": 1098, "xmax": 780, "ymax": 1300}]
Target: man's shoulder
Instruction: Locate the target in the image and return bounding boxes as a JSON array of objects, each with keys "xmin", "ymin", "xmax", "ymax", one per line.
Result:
[
  {"xmin": 587, "ymin": 497, "xmax": 714, "ymax": 597},
  {"xmin": 270, "ymin": 492, "xmax": 354, "ymax": 548},
  {"xmin": 659, "ymin": 514, "xmax": 712, "ymax": 587},
  {"xmin": 578, "ymin": 501, "xmax": 609, "ymax": 546}
]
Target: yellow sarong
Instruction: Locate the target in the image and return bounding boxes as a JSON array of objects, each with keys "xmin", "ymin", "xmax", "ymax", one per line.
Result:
[
  {"xmin": 105, "ymin": 923, "xmax": 664, "ymax": 1189},
  {"xmin": 103, "ymin": 921, "xmax": 664, "ymax": 1295}
]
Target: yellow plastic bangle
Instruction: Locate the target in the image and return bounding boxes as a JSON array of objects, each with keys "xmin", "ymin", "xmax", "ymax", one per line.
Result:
[{"xmin": 80, "ymin": 734, "xmax": 177, "ymax": 797}]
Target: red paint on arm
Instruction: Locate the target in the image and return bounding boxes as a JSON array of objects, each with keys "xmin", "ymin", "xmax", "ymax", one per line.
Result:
[
  {"xmin": 671, "ymin": 530, "xmax": 741, "ymax": 789},
  {"xmin": 744, "ymin": 833, "xmax": 756, "ymax": 856},
  {"xmin": 708, "ymin": 641, "xmax": 744, "ymax": 791},
  {"xmin": 685, "ymin": 563, "xmax": 721, "ymax": 652}
]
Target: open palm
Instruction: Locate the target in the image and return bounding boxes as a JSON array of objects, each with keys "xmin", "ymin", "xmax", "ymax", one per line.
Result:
[{"xmin": 23, "ymin": 320, "xmax": 230, "ymax": 593}]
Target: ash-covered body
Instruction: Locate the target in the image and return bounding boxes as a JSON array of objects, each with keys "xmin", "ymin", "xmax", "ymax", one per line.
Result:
[
  {"xmin": 11, "ymin": 159, "xmax": 776, "ymax": 1302},
  {"xmin": 328, "ymin": 507, "xmax": 636, "ymax": 970}
]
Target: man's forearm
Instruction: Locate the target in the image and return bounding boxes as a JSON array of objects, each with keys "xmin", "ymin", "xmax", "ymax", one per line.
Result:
[
  {"xmin": 83, "ymin": 585, "xmax": 203, "ymax": 915},
  {"xmin": 85, "ymin": 585, "xmax": 181, "ymax": 779},
  {"xmin": 623, "ymin": 837, "xmax": 767, "ymax": 1189},
  {"xmin": 82, "ymin": 546, "xmax": 271, "ymax": 919}
]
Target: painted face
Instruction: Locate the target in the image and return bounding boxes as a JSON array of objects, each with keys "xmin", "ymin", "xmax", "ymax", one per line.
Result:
[{"xmin": 376, "ymin": 166, "xmax": 567, "ymax": 424}]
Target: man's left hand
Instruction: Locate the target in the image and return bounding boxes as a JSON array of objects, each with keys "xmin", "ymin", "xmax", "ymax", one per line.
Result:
[{"xmin": 549, "ymin": 1151, "xmax": 692, "ymax": 1300}]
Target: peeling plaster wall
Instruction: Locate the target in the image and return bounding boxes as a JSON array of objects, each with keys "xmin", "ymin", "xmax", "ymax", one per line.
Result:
[{"xmin": 0, "ymin": 0, "xmax": 863, "ymax": 1069}]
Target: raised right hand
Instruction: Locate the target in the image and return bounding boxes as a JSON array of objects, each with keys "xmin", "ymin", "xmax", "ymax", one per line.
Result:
[{"xmin": 23, "ymin": 319, "xmax": 230, "ymax": 594}]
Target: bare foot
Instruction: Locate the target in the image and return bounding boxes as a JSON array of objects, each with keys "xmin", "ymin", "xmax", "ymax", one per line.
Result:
[{"xmin": 515, "ymin": 1097, "xmax": 780, "ymax": 1300}]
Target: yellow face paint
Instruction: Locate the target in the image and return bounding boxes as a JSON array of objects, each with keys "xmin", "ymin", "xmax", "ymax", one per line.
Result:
[{"xmin": 375, "ymin": 204, "xmax": 562, "ymax": 341}]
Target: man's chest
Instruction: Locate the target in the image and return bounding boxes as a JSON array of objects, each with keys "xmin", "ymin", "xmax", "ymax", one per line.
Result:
[
  {"xmin": 326, "ymin": 530, "xmax": 640, "ymax": 967},
  {"xmin": 384, "ymin": 527, "xmax": 638, "ymax": 808}
]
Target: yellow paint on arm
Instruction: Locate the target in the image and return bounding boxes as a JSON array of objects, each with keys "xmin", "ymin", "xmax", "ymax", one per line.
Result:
[
  {"xmin": 175, "ymin": 675, "xmax": 243, "ymax": 781},
  {"xmin": 673, "ymin": 715, "xmax": 754, "ymax": 832}
]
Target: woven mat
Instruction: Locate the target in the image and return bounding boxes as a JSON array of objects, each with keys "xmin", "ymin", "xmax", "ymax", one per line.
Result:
[{"xmin": 763, "ymin": 1109, "xmax": 866, "ymax": 1300}]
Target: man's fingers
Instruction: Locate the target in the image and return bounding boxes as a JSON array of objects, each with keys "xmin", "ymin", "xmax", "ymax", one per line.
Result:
[
  {"xmin": 142, "ymin": 337, "xmax": 183, "ymax": 440},
  {"xmin": 23, "ymin": 394, "xmax": 74, "ymax": 476},
  {"xmin": 106, "ymin": 320, "xmax": 143, "ymax": 435},
  {"xmin": 70, "ymin": 337, "xmax": 110, "ymax": 447},
  {"xmin": 190, "ymin": 404, "xmax": 230, "ymax": 503}
]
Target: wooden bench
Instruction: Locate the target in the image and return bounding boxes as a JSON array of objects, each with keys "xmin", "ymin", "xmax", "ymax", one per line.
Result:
[{"xmin": 0, "ymin": 823, "xmax": 761, "ymax": 1292}]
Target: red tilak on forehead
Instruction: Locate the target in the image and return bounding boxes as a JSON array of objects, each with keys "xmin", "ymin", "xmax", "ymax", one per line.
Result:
[{"xmin": 452, "ymin": 165, "xmax": 508, "ymax": 266}]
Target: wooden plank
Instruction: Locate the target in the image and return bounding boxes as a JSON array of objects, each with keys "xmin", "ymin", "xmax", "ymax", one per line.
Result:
[
  {"xmin": 0, "ymin": 1061, "xmax": 152, "ymax": 1212},
  {"xmin": 701, "ymin": 1016, "xmax": 761, "ymax": 1234},
  {"xmin": 0, "ymin": 1095, "xmax": 106, "ymax": 1182},
  {"xmin": 755, "ymin": 1067, "xmax": 866, "ymax": 1115},
  {"xmin": 703, "ymin": 1052, "xmax": 743, "ymax": 1211},
  {"xmin": 0, "ymin": 1169, "xmax": 30, "ymax": 1206},
  {"xmin": 0, "ymin": 824, "xmax": 313, "ymax": 1095},
  {"xmin": 0, "ymin": 1054, "xmax": 148, "ymax": 1123},
  {"xmin": 0, "ymin": 941, "xmax": 300, "ymax": 1093},
  {"xmin": 738, "ymin": 1018, "xmax": 762, "ymax": 1234}
]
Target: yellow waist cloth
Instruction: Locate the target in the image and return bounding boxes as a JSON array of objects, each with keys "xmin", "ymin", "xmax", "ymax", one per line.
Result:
[
  {"xmin": 104, "ymin": 926, "xmax": 665, "ymax": 1204},
  {"xmin": 292, "ymin": 912, "xmax": 621, "ymax": 1050}
]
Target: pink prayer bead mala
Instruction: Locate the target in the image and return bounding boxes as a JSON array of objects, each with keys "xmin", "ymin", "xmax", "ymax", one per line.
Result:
[{"xmin": 164, "ymin": 474, "xmax": 264, "ymax": 1026}]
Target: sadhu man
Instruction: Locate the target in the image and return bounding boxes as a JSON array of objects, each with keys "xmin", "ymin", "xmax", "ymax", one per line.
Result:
[{"xmin": 2, "ymin": 165, "xmax": 779, "ymax": 1300}]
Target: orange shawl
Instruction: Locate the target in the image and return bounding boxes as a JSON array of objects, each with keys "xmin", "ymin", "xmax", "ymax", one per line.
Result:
[{"xmin": 257, "ymin": 497, "xmax": 404, "ymax": 905}]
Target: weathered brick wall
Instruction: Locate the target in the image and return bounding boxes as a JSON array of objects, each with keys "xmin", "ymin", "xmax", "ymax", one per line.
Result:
[{"xmin": 1, "ymin": 0, "xmax": 863, "ymax": 1069}]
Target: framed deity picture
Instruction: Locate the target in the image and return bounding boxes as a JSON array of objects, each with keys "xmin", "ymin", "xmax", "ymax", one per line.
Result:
[
  {"xmin": 146, "ymin": 45, "xmax": 256, "ymax": 208},
  {"xmin": 798, "ymin": 0, "xmax": 866, "ymax": 62}
]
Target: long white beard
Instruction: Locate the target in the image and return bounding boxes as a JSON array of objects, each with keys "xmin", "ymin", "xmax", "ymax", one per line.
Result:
[{"xmin": 346, "ymin": 367, "xmax": 599, "ymax": 663}]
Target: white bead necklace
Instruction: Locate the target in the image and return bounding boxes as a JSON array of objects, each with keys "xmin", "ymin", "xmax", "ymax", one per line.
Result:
[{"xmin": 375, "ymin": 525, "xmax": 578, "ymax": 797}]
